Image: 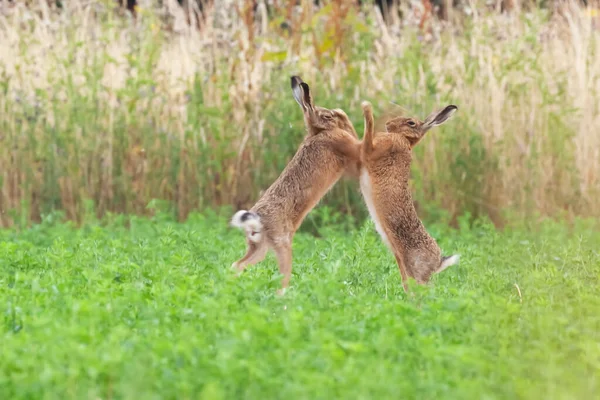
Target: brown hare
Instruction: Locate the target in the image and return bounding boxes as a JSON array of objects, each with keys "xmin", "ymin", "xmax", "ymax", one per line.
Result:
[
  {"xmin": 230, "ymin": 76, "xmax": 361, "ymax": 295},
  {"xmin": 360, "ymin": 101, "xmax": 459, "ymax": 291}
]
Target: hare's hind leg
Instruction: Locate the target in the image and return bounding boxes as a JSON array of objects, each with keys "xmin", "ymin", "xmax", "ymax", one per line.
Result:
[
  {"xmin": 232, "ymin": 240, "xmax": 268, "ymax": 275},
  {"xmin": 273, "ymin": 241, "xmax": 293, "ymax": 296},
  {"xmin": 393, "ymin": 253, "xmax": 410, "ymax": 293}
]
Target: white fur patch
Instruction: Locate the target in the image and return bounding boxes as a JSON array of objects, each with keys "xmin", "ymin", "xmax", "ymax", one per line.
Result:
[
  {"xmin": 360, "ymin": 169, "xmax": 392, "ymax": 249},
  {"xmin": 230, "ymin": 210, "xmax": 249, "ymax": 228},
  {"xmin": 438, "ymin": 254, "xmax": 460, "ymax": 273},
  {"xmin": 230, "ymin": 210, "xmax": 263, "ymax": 243}
]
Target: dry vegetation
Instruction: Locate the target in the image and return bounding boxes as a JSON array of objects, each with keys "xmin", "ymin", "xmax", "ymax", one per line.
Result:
[{"xmin": 0, "ymin": 0, "xmax": 599, "ymax": 227}]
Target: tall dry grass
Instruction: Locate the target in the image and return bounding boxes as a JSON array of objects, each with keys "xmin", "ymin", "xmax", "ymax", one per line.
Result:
[{"xmin": 0, "ymin": 0, "xmax": 598, "ymax": 228}]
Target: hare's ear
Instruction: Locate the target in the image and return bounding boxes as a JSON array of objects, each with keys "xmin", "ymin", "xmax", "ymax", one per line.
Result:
[
  {"xmin": 290, "ymin": 75, "xmax": 314, "ymax": 112},
  {"xmin": 422, "ymin": 105, "xmax": 458, "ymax": 131}
]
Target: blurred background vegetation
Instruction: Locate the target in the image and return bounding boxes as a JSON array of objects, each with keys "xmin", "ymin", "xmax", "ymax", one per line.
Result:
[{"xmin": 0, "ymin": 0, "xmax": 598, "ymax": 229}]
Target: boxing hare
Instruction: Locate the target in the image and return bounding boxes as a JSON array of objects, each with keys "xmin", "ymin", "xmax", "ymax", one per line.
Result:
[
  {"xmin": 360, "ymin": 101, "xmax": 459, "ymax": 291},
  {"xmin": 230, "ymin": 76, "xmax": 361, "ymax": 295}
]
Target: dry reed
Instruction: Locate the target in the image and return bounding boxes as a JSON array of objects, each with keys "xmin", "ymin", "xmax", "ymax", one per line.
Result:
[{"xmin": 0, "ymin": 0, "xmax": 598, "ymax": 228}]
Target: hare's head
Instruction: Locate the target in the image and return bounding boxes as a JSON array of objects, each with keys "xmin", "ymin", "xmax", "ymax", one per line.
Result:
[
  {"xmin": 385, "ymin": 105, "xmax": 457, "ymax": 148},
  {"xmin": 291, "ymin": 76, "xmax": 356, "ymax": 136}
]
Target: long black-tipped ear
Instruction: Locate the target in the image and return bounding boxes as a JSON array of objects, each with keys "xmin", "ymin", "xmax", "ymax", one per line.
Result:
[
  {"xmin": 422, "ymin": 105, "xmax": 458, "ymax": 131},
  {"xmin": 290, "ymin": 75, "xmax": 313, "ymax": 112},
  {"xmin": 291, "ymin": 76, "xmax": 304, "ymax": 109},
  {"xmin": 291, "ymin": 76, "xmax": 307, "ymax": 111},
  {"xmin": 300, "ymin": 82, "xmax": 313, "ymax": 110}
]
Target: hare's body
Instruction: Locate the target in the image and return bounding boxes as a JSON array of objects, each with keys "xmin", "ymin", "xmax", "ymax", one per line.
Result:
[
  {"xmin": 360, "ymin": 102, "xmax": 459, "ymax": 289},
  {"xmin": 230, "ymin": 76, "xmax": 360, "ymax": 294},
  {"xmin": 250, "ymin": 130, "xmax": 356, "ymax": 232}
]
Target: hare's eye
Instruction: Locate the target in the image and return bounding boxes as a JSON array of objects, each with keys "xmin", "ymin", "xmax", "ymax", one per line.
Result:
[{"xmin": 407, "ymin": 120, "xmax": 416, "ymax": 127}]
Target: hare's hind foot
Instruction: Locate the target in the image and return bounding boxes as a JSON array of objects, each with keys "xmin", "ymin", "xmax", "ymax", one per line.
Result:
[
  {"xmin": 232, "ymin": 242, "xmax": 268, "ymax": 275},
  {"xmin": 437, "ymin": 254, "xmax": 460, "ymax": 274}
]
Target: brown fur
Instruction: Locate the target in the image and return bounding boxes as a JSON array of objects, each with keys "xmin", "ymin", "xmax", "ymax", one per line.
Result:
[
  {"xmin": 359, "ymin": 101, "xmax": 459, "ymax": 291},
  {"xmin": 230, "ymin": 76, "xmax": 361, "ymax": 295}
]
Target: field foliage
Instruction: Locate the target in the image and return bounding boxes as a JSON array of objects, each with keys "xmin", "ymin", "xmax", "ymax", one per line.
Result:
[
  {"xmin": 1, "ymin": 211, "xmax": 599, "ymax": 399},
  {"xmin": 0, "ymin": 1, "xmax": 599, "ymax": 227},
  {"xmin": 2, "ymin": 3, "xmax": 599, "ymax": 397}
]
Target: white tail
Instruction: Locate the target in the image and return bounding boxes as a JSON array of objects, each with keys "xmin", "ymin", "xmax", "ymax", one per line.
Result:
[
  {"xmin": 231, "ymin": 210, "xmax": 263, "ymax": 243},
  {"xmin": 437, "ymin": 254, "xmax": 460, "ymax": 274}
]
